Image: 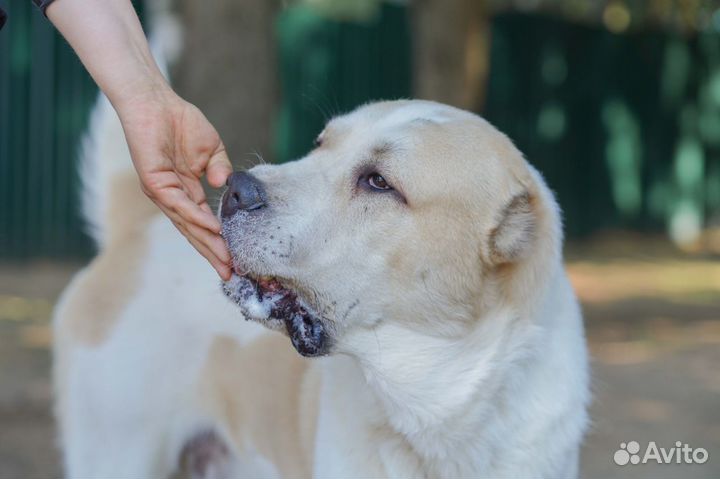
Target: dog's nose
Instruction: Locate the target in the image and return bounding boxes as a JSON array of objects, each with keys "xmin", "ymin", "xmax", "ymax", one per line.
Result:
[{"xmin": 221, "ymin": 172, "xmax": 266, "ymax": 218}]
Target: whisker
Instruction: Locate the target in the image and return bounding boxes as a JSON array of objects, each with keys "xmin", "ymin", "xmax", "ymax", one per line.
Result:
[
  {"xmin": 303, "ymin": 86, "xmax": 338, "ymax": 121},
  {"xmin": 245, "ymin": 150, "xmax": 268, "ymax": 168}
]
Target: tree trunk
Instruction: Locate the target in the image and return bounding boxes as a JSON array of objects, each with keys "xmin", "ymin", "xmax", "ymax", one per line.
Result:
[
  {"xmin": 174, "ymin": 0, "xmax": 281, "ymax": 168},
  {"xmin": 412, "ymin": 0, "xmax": 490, "ymax": 111}
]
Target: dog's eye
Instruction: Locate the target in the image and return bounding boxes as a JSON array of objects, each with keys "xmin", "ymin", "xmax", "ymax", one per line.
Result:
[
  {"xmin": 367, "ymin": 173, "xmax": 391, "ymax": 190},
  {"xmin": 313, "ymin": 136, "xmax": 323, "ymax": 148}
]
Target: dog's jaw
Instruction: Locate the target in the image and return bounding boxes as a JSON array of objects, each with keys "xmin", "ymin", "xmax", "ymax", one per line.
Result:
[{"xmin": 222, "ymin": 273, "xmax": 330, "ymax": 357}]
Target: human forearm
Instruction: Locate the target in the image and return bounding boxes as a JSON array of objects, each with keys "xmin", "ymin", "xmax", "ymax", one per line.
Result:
[{"xmin": 46, "ymin": 0, "xmax": 172, "ymax": 112}]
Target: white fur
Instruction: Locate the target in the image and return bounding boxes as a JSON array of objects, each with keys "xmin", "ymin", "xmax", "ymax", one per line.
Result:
[{"xmin": 55, "ymin": 37, "xmax": 589, "ymax": 478}]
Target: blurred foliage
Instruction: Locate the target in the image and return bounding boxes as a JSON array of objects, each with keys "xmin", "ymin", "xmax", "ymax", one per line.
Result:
[
  {"xmin": 297, "ymin": 0, "xmax": 385, "ymax": 21},
  {"xmin": 488, "ymin": 0, "xmax": 720, "ymax": 34}
]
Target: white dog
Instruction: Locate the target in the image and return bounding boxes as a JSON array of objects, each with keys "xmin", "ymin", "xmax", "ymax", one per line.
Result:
[{"xmin": 53, "ymin": 92, "xmax": 589, "ymax": 478}]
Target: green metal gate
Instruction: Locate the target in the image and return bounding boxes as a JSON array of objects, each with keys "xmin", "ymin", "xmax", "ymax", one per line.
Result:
[
  {"xmin": 484, "ymin": 13, "xmax": 720, "ymax": 239},
  {"xmin": 276, "ymin": 8, "xmax": 720, "ymax": 240},
  {"xmin": 275, "ymin": 2, "xmax": 412, "ymax": 163},
  {"xmin": 0, "ymin": 0, "xmax": 144, "ymax": 259}
]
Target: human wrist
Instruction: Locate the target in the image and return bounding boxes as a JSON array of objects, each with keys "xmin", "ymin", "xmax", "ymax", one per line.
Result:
[{"xmin": 110, "ymin": 72, "xmax": 176, "ymax": 117}]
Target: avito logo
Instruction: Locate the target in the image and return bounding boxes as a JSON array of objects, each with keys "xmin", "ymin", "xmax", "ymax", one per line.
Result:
[{"xmin": 614, "ymin": 441, "xmax": 709, "ymax": 466}]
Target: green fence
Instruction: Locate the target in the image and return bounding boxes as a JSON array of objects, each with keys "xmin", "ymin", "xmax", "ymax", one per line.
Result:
[
  {"xmin": 275, "ymin": 2, "xmax": 411, "ymax": 163},
  {"xmin": 3, "ymin": 3, "xmax": 719, "ymax": 259},
  {"xmin": 277, "ymin": 9, "xmax": 720, "ymax": 241},
  {"xmin": 0, "ymin": 0, "xmax": 144, "ymax": 259},
  {"xmin": 484, "ymin": 13, "xmax": 720, "ymax": 239},
  {"xmin": 0, "ymin": 0, "xmax": 96, "ymax": 258}
]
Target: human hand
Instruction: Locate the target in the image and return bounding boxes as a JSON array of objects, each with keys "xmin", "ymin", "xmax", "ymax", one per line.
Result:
[
  {"xmin": 45, "ymin": 0, "xmax": 233, "ymax": 279},
  {"xmin": 117, "ymin": 87, "xmax": 233, "ymax": 280}
]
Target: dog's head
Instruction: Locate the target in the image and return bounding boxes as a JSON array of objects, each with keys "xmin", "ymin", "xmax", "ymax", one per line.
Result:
[{"xmin": 220, "ymin": 100, "xmax": 560, "ymax": 358}]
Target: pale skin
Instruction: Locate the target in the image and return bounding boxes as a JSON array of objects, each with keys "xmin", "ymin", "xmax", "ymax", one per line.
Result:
[{"xmin": 47, "ymin": 0, "xmax": 233, "ymax": 280}]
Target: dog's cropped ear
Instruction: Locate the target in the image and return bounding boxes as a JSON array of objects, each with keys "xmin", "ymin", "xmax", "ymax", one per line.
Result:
[{"xmin": 488, "ymin": 191, "xmax": 537, "ymax": 265}]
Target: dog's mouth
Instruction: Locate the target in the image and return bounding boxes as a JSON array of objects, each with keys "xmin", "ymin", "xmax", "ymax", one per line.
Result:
[{"xmin": 222, "ymin": 270, "xmax": 329, "ymax": 357}]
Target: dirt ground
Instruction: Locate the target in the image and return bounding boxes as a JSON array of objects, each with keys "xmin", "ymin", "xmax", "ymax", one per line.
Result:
[{"xmin": 0, "ymin": 236, "xmax": 718, "ymax": 479}]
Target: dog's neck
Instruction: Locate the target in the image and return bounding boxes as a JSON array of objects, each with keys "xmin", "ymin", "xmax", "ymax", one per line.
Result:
[{"xmin": 335, "ymin": 263, "xmax": 587, "ymax": 477}]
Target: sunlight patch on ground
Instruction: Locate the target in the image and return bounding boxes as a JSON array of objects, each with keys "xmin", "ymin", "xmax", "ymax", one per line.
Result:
[{"xmin": 567, "ymin": 259, "xmax": 720, "ymax": 304}]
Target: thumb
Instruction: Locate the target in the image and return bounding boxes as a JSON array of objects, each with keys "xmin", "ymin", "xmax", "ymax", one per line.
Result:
[{"xmin": 206, "ymin": 145, "xmax": 233, "ymax": 188}]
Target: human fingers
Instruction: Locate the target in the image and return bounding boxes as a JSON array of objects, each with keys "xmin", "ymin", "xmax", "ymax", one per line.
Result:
[
  {"xmin": 156, "ymin": 187, "xmax": 221, "ymax": 234},
  {"xmin": 206, "ymin": 146, "xmax": 233, "ymax": 188},
  {"xmin": 163, "ymin": 209, "xmax": 232, "ymax": 281}
]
